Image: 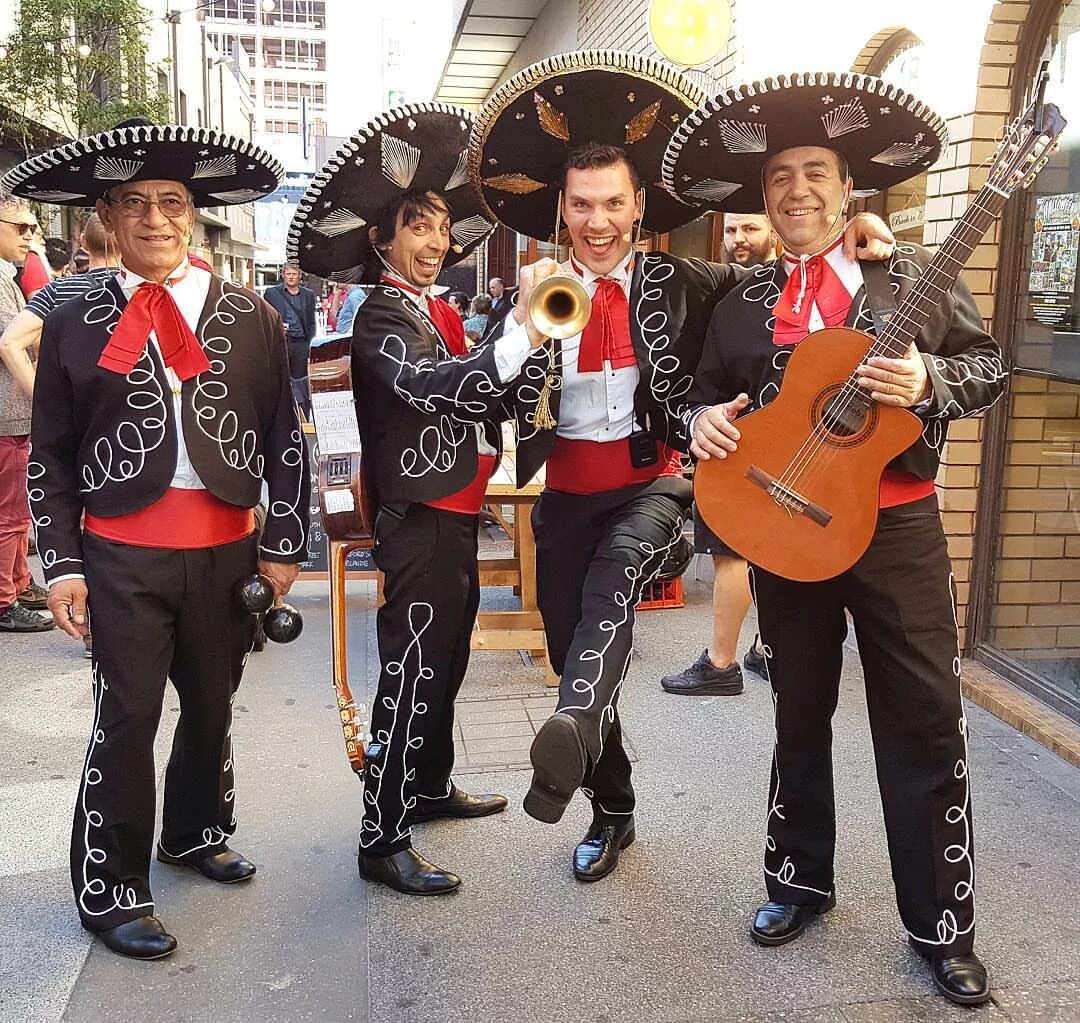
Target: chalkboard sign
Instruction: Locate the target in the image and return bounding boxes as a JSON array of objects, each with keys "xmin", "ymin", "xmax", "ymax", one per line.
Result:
[{"xmin": 301, "ymin": 426, "xmax": 376, "ymax": 574}]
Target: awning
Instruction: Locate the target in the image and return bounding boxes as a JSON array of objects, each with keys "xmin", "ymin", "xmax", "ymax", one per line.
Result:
[{"xmin": 433, "ymin": 0, "xmax": 548, "ymax": 111}]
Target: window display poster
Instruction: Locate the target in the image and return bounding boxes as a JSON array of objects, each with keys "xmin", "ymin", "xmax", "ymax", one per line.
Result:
[{"xmin": 1028, "ymin": 192, "xmax": 1079, "ymax": 327}]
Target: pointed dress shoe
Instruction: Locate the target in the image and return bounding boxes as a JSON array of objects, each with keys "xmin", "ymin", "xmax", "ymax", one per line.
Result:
[
  {"xmin": 89, "ymin": 916, "xmax": 177, "ymax": 960},
  {"xmin": 358, "ymin": 847, "xmax": 461, "ymax": 895},
  {"xmin": 573, "ymin": 817, "xmax": 636, "ymax": 882},
  {"xmin": 410, "ymin": 786, "xmax": 508, "ymax": 822},
  {"xmin": 909, "ymin": 940, "xmax": 991, "ymax": 1005},
  {"xmin": 660, "ymin": 649, "xmax": 743, "ymax": 696},
  {"xmin": 524, "ymin": 713, "xmax": 588, "ymax": 824},
  {"xmin": 750, "ymin": 893, "xmax": 836, "ymax": 946},
  {"xmin": 157, "ymin": 844, "xmax": 257, "ymax": 883}
]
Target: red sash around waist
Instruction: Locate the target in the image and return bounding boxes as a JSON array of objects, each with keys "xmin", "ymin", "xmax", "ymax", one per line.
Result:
[
  {"xmin": 424, "ymin": 454, "xmax": 497, "ymax": 516},
  {"xmin": 84, "ymin": 487, "xmax": 255, "ymax": 549},
  {"xmin": 546, "ymin": 437, "xmax": 683, "ymax": 495},
  {"xmin": 879, "ymin": 469, "xmax": 935, "ymax": 509}
]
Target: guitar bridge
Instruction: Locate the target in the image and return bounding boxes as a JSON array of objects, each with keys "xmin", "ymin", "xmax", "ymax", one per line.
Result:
[{"xmin": 746, "ymin": 465, "xmax": 832, "ymax": 527}]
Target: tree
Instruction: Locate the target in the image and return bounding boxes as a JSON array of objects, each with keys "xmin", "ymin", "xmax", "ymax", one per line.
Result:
[{"xmin": 0, "ymin": 0, "xmax": 171, "ymax": 153}]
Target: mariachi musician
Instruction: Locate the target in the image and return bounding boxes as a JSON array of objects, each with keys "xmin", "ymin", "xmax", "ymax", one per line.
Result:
[
  {"xmin": 666, "ymin": 74, "xmax": 1006, "ymax": 1004},
  {"xmin": 2, "ymin": 120, "xmax": 308, "ymax": 960},
  {"xmin": 288, "ymin": 104, "xmax": 550, "ymax": 895},
  {"xmin": 471, "ymin": 51, "xmax": 894, "ymax": 883}
]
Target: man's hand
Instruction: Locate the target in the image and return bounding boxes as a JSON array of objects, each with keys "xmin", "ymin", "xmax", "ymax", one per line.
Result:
[
  {"xmin": 513, "ymin": 258, "xmax": 561, "ymax": 348},
  {"xmin": 843, "ymin": 212, "xmax": 895, "ymax": 262},
  {"xmin": 690, "ymin": 393, "xmax": 750, "ymax": 461},
  {"xmin": 48, "ymin": 578, "xmax": 89, "ymax": 640},
  {"xmin": 258, "ymin": 560, "xmax": 300, "ymax": 601},
  {"xmin": 855, "ymin": 342, "xmax": 931, "ymax": 407}
]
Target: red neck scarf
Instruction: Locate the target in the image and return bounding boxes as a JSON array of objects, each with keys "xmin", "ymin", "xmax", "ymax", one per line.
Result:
[
  {"xmin": 772, "ymin": 238, "xmax": 851, "ymax": 347},
  {"xmin": 572, "ymin": 255, "xmax": 637, "ymax": 373},
  {"xmin": 98, "ymin": 270, "xmax": 211, "ymax": 380},
  {"xmin": 380, "ymin": 273, "xmax": 467, "ymax": 356}
]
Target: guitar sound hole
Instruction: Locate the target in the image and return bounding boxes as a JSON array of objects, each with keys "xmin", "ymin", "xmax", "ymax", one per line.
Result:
[{"xmin": 812, "ymin": 386, "xmax": 876, "ymax": 447}]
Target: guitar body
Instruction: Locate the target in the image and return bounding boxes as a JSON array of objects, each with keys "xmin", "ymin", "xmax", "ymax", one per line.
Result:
[{"xmin": 694, "ymin": 326, "xmax": 923, "ymax": 582}]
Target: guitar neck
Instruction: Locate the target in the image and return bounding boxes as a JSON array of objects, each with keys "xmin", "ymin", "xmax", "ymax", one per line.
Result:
[{"xmin": 872, "ymin": 183, "xmax": 1008, "ymax": 358}]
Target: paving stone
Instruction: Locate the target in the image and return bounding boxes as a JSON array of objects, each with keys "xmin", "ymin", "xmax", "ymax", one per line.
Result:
[{"xmin": 989, "ymin": 979, "xmax": 1080, "ymax": 1022}]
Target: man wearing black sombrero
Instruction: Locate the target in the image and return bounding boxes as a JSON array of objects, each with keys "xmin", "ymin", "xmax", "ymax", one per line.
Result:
[
  {"xmin": 667, "ymin": 73, "xmax": 1006, "ymax": 1004},
  {"xmin": 2, "ymin": 120, "xmax": 309, "ymax": 959},
  {"xmin": 471, "ymin": 51, "xmax": 892, "ymax": 884},
  {"xmin": 289, "ymin": 104, "xmax": 549, "ymax": 895}
]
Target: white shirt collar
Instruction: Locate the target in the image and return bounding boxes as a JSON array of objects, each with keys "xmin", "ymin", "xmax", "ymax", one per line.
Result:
[
  {"xmin": 0, "ymin": 259, "xmax": 15, "ymax": 280},
  {"xmin": 570, "ymin": 250, "xmax": 635, "ymax": 288},
  {"xmin": 118, "ymin": 257, "xmax": 192, "ymax": 296}
]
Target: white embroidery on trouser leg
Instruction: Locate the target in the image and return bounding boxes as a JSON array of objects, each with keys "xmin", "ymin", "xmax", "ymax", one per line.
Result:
[
  {"xmin": 750, "ymin": 566, "xmax": 832, "ymax": 901},
  {"xmin": 78, "ymin": 663, "xmax": 154, "ymax": 919},
  {"xmin": 360, "ymin": 602, "xmax": 433, "ymax": 850},
  {"xmin": 906, "ymin": 572, "xmax": 975, "ymax": 949}
]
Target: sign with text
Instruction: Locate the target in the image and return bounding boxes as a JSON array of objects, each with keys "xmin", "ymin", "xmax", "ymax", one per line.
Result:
[{"xmin": 1028, "ymin": 192, "xmax": 1079, "ymax": 328}]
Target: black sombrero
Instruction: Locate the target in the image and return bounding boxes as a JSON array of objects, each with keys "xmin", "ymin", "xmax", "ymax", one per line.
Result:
[
  {"xmin": 288, "ymin": 104, "xmax": 494, "ymax": 283},
  {"xmin": 662, "ymin": 72, "xmax": 948, "ymax": 213},
  {"xmin": 469, "ymin": 50, "xmax": 706, "ymax": 241},
  {"xmin": 0, "ymin": 120, "xmax": 282, "ymax": 207}
]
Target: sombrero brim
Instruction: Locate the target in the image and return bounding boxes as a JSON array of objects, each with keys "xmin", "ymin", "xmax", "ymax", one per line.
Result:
[
  {"xmin": 469, "ymin": 50, "xmax": 706, "ymax": 241},
  {"xmin": 287, "ymin": 103, "xmax": 495, "ymax": 282},
  {"xmin": 662, "ymin": 72, "xmax": 948, "ymax": 213},
  {"xmin": 0, "ymin": 124, "xmax": 282, "ymax": 207}
]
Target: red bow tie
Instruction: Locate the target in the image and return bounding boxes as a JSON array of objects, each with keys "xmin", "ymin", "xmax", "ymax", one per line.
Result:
[
  {"xmin": 577, "ymin": 277, "xmax": 636, "ymax": 373},
  {"xmin": 773, "ymin": 244, "xmax": 852, "ymax": 347},
  {"xmin": 98, "ymin": 282, "xmax": 211, "ymax": 380}
]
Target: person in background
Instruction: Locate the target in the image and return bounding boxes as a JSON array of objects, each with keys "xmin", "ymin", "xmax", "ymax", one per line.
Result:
[
  {"xmin": 484, "ymin": 276, "xmax": 512, "ymax": 335},
  {"xmin": 44, "ymin": 237, "xmax": 73, "ymax": 278},
  {"xmin": 333, "ymin": 283, "xmax": 367, "ymax": 337},
  {"xmin": 264, "ymin": 260, "xmax": 316, "ymax": 417},
  {"xmin": 17, "ymin": 224, "xmax": 50, "ymax": 300},
  {"xmin": 660, "ymin": 211, "xmax": 779, "ymax": 697},
  {"xmin": 463, "ymin": 294, "xmax": 491, "ymax": 344},
  {"xmin": 0, "ymin": 190, "xmax": 51, "ymax": 633}
]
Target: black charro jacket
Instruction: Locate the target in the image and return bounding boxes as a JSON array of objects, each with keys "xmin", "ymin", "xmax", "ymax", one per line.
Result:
[
  {"xmin": 685, "ymin": 242, "xmax": 1007, "ymax": 480},
  {"xmin": 30, "ymin": 274, "xmax": 309, "ymax": 583}
]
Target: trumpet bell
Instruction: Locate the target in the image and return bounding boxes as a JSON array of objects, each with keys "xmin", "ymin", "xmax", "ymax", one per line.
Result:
[{"xmin": 528, "ymin": 273, "xmax": 592, "ymax": 340}]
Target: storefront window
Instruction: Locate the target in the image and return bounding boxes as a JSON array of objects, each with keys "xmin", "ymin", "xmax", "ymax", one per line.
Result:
[{"xmin": 986, "ymin": 0, "xmax": 1080, "ymax": 715}]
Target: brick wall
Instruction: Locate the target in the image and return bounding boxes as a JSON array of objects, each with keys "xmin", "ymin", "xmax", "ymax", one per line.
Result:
[{"xmin": 919, "ymin": 0, "xmax": 1030, "ymax": 642}]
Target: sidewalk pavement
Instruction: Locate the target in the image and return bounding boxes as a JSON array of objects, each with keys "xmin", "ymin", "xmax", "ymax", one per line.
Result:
[{"xmin": 2, "ymin": 550, "xmax": 1079, "ymax": 1023}]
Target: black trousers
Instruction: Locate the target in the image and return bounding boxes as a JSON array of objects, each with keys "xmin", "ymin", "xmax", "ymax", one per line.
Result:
[
  {"xmin": 361, "ymin": 503, "xmax": 479, "ymax": 856},
  {"xmin": 74, "ymin": 532, "xmax": 258, "ymax": 932},
  {"xmin": 749, "ymin": 495, "xmax": 976, "ymax": 955},
  {"xmin": 287, "ymin": 337, "xmax": 311, "ymax": 416},
  {"xmin": 533, "ymin": 476, "xmax": 692, "ymax": 823}
]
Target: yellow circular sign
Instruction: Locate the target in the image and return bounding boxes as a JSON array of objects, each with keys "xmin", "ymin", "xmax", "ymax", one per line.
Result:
[{"xmin": 649, "ymin": 0, "xmax": 732, "ymax": 68}]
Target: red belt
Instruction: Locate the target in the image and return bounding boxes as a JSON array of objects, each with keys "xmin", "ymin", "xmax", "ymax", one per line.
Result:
[
  {"xmin": 879, "ymin": 469, "xmax": 935, "ymax": 509},
  {"xmin": 84, "ymin": 487, "xmax": 255, "ymax": 549},
  {"xmin": 425, "ymin": 454, "xmax": 497, "ymax": 516},
  {"xmin": 546, "ymin": 437, "xmax": 683, "ymax": 495}
]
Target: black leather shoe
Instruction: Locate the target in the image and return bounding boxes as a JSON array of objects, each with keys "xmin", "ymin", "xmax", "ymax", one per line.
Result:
[
  {"xmin": 750, "ymin": 893, "xmax": 836, "ymax": 946},
  {"xmin": 89, "ymin": 916, "xmax": 177, "ymax": 960},
  {"xmin": 573, "ymin": 817, "xmax": 635, "ymax": 882},
  {"xmin": 524, "ymin": 714, "xmax": 587, "ymax": 824},
  {"xmin": 157, "ymin": 844, "xmax": 256, "ymax": 883},
  {"xmin": 411, "ymin": 786, "xmax": 508, "ymax": 822},
  {"xmin": 358, "ymin": 847, "xmax": 460, "ymax": 895},
  {"xmin": 660, "ymin": 649, "xmax": 743, "ymax": 695},
  {"xmin": 909, "ymin": 941, "xmax": 991, "ymax": 1005}
]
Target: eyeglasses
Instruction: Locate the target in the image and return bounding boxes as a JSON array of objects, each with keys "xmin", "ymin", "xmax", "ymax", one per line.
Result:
[
  {"xmin": 0, "ymin": 220, "xmax": 36, "ymax": 237},
  {"xmin": 106, "ymin": 195, "xmax": 191, "ymax": 219}
]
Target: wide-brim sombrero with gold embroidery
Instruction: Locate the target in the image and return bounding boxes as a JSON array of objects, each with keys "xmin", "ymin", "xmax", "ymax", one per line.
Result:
[
  {"xmin": 662, "ymin": 72, "xmax": 947, "ymax": 213},
  {"xmin": 287, "ymin": 103, "xmax": 495, "ymax": 283},
  {"xmin": 469, "ymin": 50, "xmax": 707, "ymax": 241},
  {"xmin": 0, "ymin": 120, "xmax": 282, "ymax": 207}
]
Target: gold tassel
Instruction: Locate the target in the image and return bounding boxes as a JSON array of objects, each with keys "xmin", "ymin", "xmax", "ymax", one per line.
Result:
[{"xmin": 531, "ymin": 346, "xmax": 558, "ymax": 430}]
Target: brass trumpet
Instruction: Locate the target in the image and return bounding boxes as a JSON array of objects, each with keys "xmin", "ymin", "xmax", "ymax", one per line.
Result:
[{"xmin": 528, "ymin": 272, "xmax": 591, "ymax": 340}]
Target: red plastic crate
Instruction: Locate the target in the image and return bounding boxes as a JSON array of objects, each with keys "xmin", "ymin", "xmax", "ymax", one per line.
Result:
[{"xmin": 637, "ymin": 576, "xmax": 684, "ymax": 610}]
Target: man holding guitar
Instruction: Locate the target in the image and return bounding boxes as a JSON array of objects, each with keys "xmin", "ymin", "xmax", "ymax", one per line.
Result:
[{"xmin": 667, "ymin": 74, "xmax": 1011, "ymax": 1005}]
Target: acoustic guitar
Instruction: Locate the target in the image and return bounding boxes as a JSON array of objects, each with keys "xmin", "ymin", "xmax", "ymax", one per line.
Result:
[
  {"xmin": 309, "ymin": 331, "xmax": 374, "ymax": 774},
  {"xmin": 694, "ymin": 70, "xmax": 1066, "ymax": 583}
]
